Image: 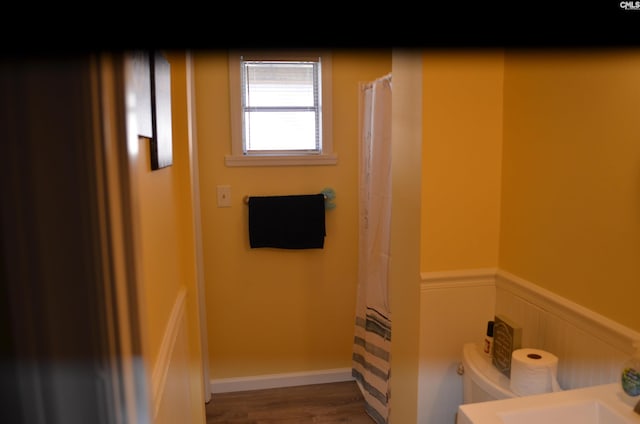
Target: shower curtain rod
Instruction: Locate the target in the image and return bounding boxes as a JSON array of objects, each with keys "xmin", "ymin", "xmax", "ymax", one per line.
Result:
[{"xmin": 362, "ymin": 73, "xmax": 392, "ymax": 89}]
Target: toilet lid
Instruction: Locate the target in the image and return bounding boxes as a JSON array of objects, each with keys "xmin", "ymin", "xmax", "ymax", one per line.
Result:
[{"xmin": 463, "ymin": 342, "xmax": 516, "ymax": 399}]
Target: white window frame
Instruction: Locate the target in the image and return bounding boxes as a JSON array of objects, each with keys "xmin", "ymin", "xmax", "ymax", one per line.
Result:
[{"xmin": 226, "ymin": 50, "xmax": 337, "ymax": 167}]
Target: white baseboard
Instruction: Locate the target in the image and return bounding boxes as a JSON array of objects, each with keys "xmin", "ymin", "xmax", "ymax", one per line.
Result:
[{"xmin": 210, "ymin": 368, "xmax": 354, "ymax": 394}]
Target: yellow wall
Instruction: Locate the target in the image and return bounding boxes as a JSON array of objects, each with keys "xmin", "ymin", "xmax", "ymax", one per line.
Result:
[
  {"xmin": 193, "ymin": 50, "xmax": 392, "ymax": 378},
  {"xmin": 132, "ymin": 52, "xmax": 205, "ymax": 421},
  {"xmin": 136, "ymin": 113, "xmax": 182, "ymax": 372},
  {"xmin": 421, "ymin": 50, "xmax": 504, "ymax": 272},
  {"xmin": 419, "ymin": 48, "xmax": 640, "ymax": 333},
  {"xmin": 500, "ymin": 49, "xmax": 640, "ymax": 332}
]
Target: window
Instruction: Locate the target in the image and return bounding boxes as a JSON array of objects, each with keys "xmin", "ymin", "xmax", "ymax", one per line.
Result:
[{"xmin": 226, "ymin": 51, "xmax": 336, "ymax": 166}]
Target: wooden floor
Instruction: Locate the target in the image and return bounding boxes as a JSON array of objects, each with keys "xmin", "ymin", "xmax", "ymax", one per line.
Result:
[{"xmin": 206, "ymin": 380, "xmax": 375, "ymax": 423}]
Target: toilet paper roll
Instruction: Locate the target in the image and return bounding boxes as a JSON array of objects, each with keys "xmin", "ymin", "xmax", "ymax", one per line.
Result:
[{"xmin": 509, "ymin": 348, "xmax": 563, "ymax": 396}]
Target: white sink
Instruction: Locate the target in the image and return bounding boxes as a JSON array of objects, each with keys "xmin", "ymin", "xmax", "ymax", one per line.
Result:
[{"xmin": 457, "ymin": 383, "xmax": 640, "ymax": 424}]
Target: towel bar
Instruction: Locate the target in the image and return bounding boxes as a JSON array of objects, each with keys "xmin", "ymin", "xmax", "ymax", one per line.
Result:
[{"xmin": 243, "ymin": 194, "xmax": 328, "ymax": 204}]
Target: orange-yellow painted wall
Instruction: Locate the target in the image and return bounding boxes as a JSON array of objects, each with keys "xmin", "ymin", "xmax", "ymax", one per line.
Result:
[
  {"xmin": 419, "ymin": 48, "xmax": 640, "ymax": 333},
  {"xmin": 135, "ymin": 120, "xmax": 183, "ymax": 373},
  {"xmin": 500, "ymin": 49, "xmax": 640, "ymax": 332},
  {"xmin": 193, "ymin": 50, "xmax": 392, "ymax": 378},
  {"xmin": 421, "ymin": 50, "xmax": 504, "ymax": 272},
  {"xmin": 132, "ymin": 52, "xmax": 205, "ymax": 421}
]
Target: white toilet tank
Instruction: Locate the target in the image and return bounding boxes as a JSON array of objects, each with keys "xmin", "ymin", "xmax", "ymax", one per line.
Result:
[{"xmin": 461, "ymin": 342, "xmax": 517, "ymax": 403}]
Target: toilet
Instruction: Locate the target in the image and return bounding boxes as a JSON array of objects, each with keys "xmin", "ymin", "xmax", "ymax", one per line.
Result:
[{"xmin": 460, "ymin": 342, "xmax": 517, "ymax": 403}]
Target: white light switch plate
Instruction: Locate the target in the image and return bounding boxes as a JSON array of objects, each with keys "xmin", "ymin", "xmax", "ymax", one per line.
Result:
[{"xmin": 216, "ymin": 185, "xmax": 231, "ymax": 207}]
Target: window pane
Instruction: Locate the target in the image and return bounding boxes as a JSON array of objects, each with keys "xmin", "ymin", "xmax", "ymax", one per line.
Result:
[
  {"xmin": 244, "ymin": 111, "xmax": 317, "ymax": 151},
  {"xmin": 244, "ymin": 62, "xmax": 315, "ymax": 107}
]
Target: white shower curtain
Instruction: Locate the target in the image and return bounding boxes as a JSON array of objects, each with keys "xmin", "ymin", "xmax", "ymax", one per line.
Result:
[{"xmin": 352, "ymin": 73, "xmax": 392, "ymax": 424}]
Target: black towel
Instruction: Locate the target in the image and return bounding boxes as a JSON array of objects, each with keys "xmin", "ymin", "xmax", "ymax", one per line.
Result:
[{"xmin": 248, "ymin": 194, "xmax": 326, "ymax": 249}]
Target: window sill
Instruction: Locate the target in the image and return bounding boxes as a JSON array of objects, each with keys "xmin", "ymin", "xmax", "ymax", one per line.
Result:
[{"xmin": 224, "ymin": 153, "xmax": 338, "ymax": 167}]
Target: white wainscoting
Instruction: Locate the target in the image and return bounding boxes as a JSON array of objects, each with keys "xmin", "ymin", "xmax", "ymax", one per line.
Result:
[
  {"xmin": 418, "ymin": 268, "xmax": 640, "ymax": 424},
  {"xmin": 418, "ymin": 268, "xmax": 497, "ymax": 424},
  {"xmin": 151, "ymin": 287, "xmax": 193, "ymax": 424},
  {"xmin": 495, "ymin": 269, "xmax": 640, "ymax": 390}
]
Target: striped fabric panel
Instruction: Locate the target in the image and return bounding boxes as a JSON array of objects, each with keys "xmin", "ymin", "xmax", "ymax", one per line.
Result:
[{"xmin": 352, "ymin": 309, "xmax": 391, "ymax": 424}]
